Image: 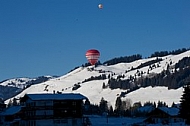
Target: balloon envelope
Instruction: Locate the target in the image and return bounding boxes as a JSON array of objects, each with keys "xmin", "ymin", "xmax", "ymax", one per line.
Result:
[
  {"xmin": 85, "ymin": 49, "xmax": 100, "ymax": 65},
  {"xmin": 98, "ymin": 4, "xmax": 103, "ymax": 9}
]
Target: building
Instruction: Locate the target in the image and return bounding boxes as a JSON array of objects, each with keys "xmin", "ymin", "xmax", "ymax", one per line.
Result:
[
  {"xmin": 20, "ymin": 93, "xmax": 87, "ymax": 126},
  {"xmin": 0, "ymin": 106, "xmax": 22, "ymax": 126},
  {"xmin": 136, "ymin": 105, "xmax": 155, "ymax": 117},
  {"xmin": 1, "ymin": 93, "xmax": 87, "ymax": 126},
  {"xmin": 145, "ymin": 107, "xmax": 184, "ymax": 124}
]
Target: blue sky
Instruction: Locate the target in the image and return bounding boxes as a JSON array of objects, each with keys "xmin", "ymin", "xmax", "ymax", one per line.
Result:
[{"xmin": 0, "ymin": 0, "xmax": 190, "ymax": 81}]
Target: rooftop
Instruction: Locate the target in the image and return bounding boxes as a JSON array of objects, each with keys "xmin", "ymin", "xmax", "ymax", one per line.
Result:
[
  {"xmin": 0, "ymin": 106, "xmax": 21, "ymax": 115},
  {"xmin": 158, "ymin": 107, "xmax": 179, "ymax": 116},
  {"xmin": 24, "ymin": 93, "xmax": 87, "ymax": 101}
]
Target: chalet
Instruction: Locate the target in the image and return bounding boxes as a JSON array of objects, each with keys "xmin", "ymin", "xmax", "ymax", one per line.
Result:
[
  {"xmin": 0, "ymin": 93, "xmax": 87, "ymax": 126},
  {"xmin": 145, "ymin": 107, "xmax": 184, "ymax": 125},
  {"xmin": 19, "ymin": 93, "xmax": 88, "ymax": 126},
  {"xmin": 0, "ymin": 106, "xmax": 22, "ymax": 126}
]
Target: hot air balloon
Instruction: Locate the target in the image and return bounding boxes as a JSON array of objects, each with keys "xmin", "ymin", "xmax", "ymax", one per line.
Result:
[
  {"xmin": 98, "ymin": 4, "xmax": 103, "ymax": 9},
  {"xmin": 85, "ymin": 49, "xmax": 100, "ymax": 65}
]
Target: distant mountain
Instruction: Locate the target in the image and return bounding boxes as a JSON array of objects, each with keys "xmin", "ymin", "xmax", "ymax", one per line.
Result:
[
  {"xmin": 4, "ymin": 49, "xmax": 190, "ymax": 108},
  {"xmin": 0, "ymin": 76, "xmax": 58, "ymax": 100}
]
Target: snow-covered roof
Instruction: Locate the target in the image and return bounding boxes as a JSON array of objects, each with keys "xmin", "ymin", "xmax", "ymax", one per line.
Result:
[
  {"xmin": 25, "ymin": 93, "xmax": 87, "ymax": 101},
  {"xmin": 158, "ymin": 107, "xmax": 179, "ymax": 116},
  {"xmin": 0, "ymin": 106, "xmax": 21, "ymax": 116}
]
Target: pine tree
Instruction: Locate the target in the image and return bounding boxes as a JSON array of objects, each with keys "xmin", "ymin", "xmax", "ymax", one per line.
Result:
[
  {"xmin": 99, "ymin": 97, "xmax": 108, "ymax": 113},
  {"xmin": 102, "ymin": 82, "xmax": 106, "ymax": 89},
  {"xmin": 115, "ymin": 97, "xmax": 122, "ymax": 116},
  {"xmin": 124, "ymin": 98, "xmax": 132, "ymax": 110},
  {"xmin": 108, "ymin": 105, "xmax": 114, "ymax": 116},
  {"xmin": 7, "ymin": 99, "xmax": 13, "ymax": 107},
  {"xmin": 12, "ymin": 98, "xmax": 18, "ymax": 106},
  {"xmin": 179, "ymin": 84, "xmax": 190, "ymax": 124},
  {"xmin": 171, "ymin": 102, "xmax": 176, "ymax": 108}
]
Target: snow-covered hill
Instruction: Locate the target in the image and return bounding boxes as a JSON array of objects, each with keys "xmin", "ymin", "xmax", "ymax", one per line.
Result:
[
  {"xmin": 5, "ymin": 50, "xmax": 190, "ymax": 107},
  {"xmin": 0, "ymin": 78, "xmax": 33, "ymax": 89},
  {"xmin": 0, "ymin": 76, "xmax": 57, "ymax": 89},
  {"xmin": 0, "ymin": 76, "xmax": 57, "ymax": 100}
]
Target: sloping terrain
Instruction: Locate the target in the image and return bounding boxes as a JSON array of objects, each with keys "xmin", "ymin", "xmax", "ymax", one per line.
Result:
[{"xmin": 5, "ymin": 50, "xmax": 190, "ymax": 107}]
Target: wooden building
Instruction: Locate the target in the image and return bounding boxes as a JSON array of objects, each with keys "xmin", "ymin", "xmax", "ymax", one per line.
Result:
[
  {"xmin": 1, "ymin": 93, "xmax": 87, "ymax": 126},
  {"xmin": 19, "ymin": 93, "xmax": 87, "ymax": 126},
  {"xmin": 0, "ymin": 106, "xmax": 22, "ymax": 126},
  {"xmin": 145, "ymin": 107, "xmax": 184, "ymax": 124}
]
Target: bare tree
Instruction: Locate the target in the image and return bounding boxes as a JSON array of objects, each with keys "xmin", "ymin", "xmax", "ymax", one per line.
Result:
[{"xmin": 123, "ymin": 98, "xmax": 132, "ymax": 110}]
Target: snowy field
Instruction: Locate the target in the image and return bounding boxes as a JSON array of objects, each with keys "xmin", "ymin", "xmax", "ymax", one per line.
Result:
[
  {"xmin": 88, "ymin": 115, "xmax": 186, "ymax": 126},
  {"xmin": 89, "ymin": 116, "xmax": 144, "ymax": 126}
]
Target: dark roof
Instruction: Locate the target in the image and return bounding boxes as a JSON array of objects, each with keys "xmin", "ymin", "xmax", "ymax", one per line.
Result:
[
  {"xmin": 158, "ymin": 107, "xmax": 179, "ymax": 116},
  {"xmin": 25, "ymin": 93, "xmax": 87, "ymax": 101},
  {"xmin": 138, "ymin": 106, "xmax": 155, "ymax": 113},
  {"xmin": 0, "ymin": 106, "xmax": 21, "ymax": 115}
]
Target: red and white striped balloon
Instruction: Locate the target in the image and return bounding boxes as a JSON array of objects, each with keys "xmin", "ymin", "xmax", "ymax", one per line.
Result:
[{"xmin": 85, "ymin": 49, "xmax": 100, "ymax": 65}]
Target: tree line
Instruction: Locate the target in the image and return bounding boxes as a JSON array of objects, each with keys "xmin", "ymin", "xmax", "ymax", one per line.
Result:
[
  {"xmin": 150, "ymin": 48, "xmax": 189, "ymax": 58},
  {"xmin": 107, "ymin": 56, "xmax": 190, "ymax": 90},
  {"xmin": 102, "ymin": 48, "xmax": 189, "ymax": 66},
  {"xmin": 83, "ymin": 96, "xmax": 169, "ymax": 117}
]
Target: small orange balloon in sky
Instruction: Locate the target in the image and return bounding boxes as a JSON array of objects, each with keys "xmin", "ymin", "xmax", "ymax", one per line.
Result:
[{"xmin": 98, "ymin": 4, "xmax": 103, "ymax": 9}]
